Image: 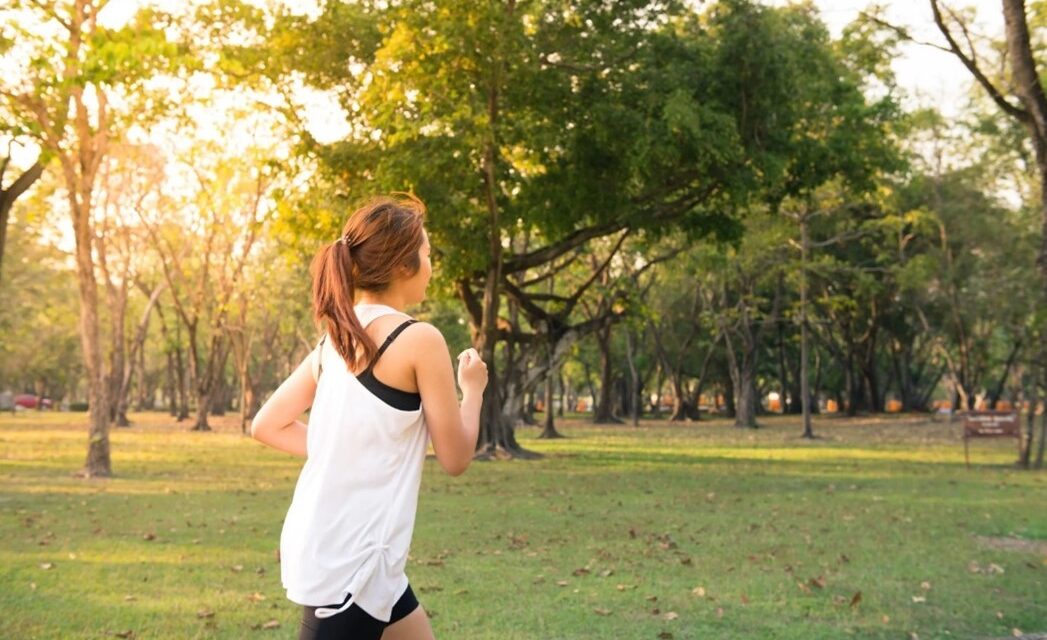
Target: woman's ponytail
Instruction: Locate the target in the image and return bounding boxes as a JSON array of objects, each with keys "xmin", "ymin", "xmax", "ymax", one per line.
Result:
[{"xmin": 310, "ymin": 239, "xmax": 377, "ymax": 373}]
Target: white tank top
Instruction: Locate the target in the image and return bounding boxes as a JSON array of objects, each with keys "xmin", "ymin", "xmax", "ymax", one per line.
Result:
[{"xmin": 280, "ymin": 303, "xmax": 428, "ymax": 621}]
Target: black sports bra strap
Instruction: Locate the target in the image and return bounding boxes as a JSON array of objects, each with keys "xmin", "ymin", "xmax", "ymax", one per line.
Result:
[
  {"xmin": 316, "ymin": 334, "xmax": 327, "ymax": 380},
  {"xmin": 366, "ymin": 319, "xmax": 418, "ymax": 372}
]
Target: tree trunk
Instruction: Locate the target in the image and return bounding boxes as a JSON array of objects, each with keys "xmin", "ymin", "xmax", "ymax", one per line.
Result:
[
  {"xmin": 736, "ymin": 362, "xmax": 758, "ymax": 428},
  {"xmin": 1036, "ymin": 400, "xmax": 1046, "ymax": 469},
  {"xmin": 650, "ymin": 366, "xmax": 663, "ymax": 418},
  {"xmin": 845, "ymin": 356, "xmax": 859, "ymax": 417},
  {"xmin": 193, "ymin": 391, "xmax": 211, "ymax": 430},
  {"xmin": 165, "ymin": 350, "xmax": 176, "ymax": 416},
  {"xmin": 669, "ymin": 375, "xmax": 698, "ymax": 421},
  {"xmin": 724, "ymin": 375, "xmax": 736, "ymax": 418},
  {"xmin": 174, "ymin": 342, "xmax": 190, "ymax": 421},
  {"xmin": 624, "ymin": 329, "xmax": 640, "ymax": 427},
  {"xmin": 539, "ymin": 334, "xmax": 564, "ymax": 438},
  {"xmin": 799, "ymin": 215, "xmax": 814, "ymax": 437},
  {"xmin": 1022, "ymin": 377, "xmax": 1038, "ymax": 468},
  {"xmin": 988, "ymin": 340, "xmax": 1022, "ymax": 409},
  {"xmin": 239, "ymin": 361, "xmax": 253, "ymax": 435},
  {"xmin": 134, "ymin": 333, "xmax": 149, "ymax": 411},
  {"xmin": 776, "ymin": 292, "xmax": 792, "ymax": 414},
  {"xmin": 557, "ymin": 369, "xmax": 565, "ymax": 418},
  {"xmin": 72, "ymin": 199, "xmax": 112, "ymax": 477},
  {"xmin": 593, "ymin": 323, "xmax": 622, "ymax": 424}
]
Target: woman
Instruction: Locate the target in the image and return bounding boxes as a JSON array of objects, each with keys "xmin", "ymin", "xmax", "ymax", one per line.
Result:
[{"xmin": 250, "ymin": 194, "xmax": 488, "ymax": 640}]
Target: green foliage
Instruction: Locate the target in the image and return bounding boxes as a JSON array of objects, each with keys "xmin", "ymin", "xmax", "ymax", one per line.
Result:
[{"xmin": 0, "ymin": 196, "xmax": 82, "ymax": 399}]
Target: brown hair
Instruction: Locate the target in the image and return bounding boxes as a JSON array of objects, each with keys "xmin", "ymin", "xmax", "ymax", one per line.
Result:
[{"xmin": 311, "ymin": 194, "xmax": 427, "ymax": 372}]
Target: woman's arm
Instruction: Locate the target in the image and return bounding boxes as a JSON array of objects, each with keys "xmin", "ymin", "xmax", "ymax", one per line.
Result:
[
  {"xmin": 249, "ymin": 350, "xmax": 317, "ymax": 457},
  {"xmin": 411, "ymin": 323, "xmax": 487, "ymax": 476}
]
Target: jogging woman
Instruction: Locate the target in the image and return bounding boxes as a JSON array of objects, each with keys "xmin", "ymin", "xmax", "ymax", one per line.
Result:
[{"xmin": 250, "ymin": 195, "xmax": 487, "ymax": 639}]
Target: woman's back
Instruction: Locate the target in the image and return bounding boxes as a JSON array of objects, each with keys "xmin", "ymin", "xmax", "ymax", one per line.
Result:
[{"xmin": 280, "ymin": 303, "xmax": 428, "ymax": 622}]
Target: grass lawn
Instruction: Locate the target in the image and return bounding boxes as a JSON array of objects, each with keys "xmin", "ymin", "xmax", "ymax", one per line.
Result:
[{"xmin": 0, "ymin": 410, "xmax": 1044, "ymax": 639}]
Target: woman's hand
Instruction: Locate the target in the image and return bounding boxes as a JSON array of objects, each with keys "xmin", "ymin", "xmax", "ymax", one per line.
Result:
[{"xmin": 456, "ymin": 348, "xmax": 488, "ymax": 397}]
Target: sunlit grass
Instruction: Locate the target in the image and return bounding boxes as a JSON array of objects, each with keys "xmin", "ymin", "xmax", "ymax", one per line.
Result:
[{"xmin": 1, "ymin": 410, "xmax": 1044, "ymax": 639}]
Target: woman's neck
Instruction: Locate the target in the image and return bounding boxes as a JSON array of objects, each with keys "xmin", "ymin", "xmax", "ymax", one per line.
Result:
[{"xmin": 355, "ymin": 292, "xmax": 407, "ymax": 312}]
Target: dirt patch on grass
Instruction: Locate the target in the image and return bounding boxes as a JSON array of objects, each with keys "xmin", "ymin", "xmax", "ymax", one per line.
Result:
[{"xmin": 975, "ymin": 535, "xmax": 1047, "ymax": 555}]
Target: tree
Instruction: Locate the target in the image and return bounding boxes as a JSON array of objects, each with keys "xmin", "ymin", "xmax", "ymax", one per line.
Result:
[
  {"xmin": 1, "ymin": 0, "xmax": 182, "ymax": 476},
  {"xmin": 270, "ymin": 0, "xmax": 752, "ymax": 455},
  {"xmin": 140, "ymin": 146, "xmax": 274, "ymax": 431}
]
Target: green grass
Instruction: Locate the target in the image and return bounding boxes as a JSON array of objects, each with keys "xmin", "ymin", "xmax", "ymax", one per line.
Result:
[{"xmin": 1, "ymin": 411, "xmax": 1045, "ymax": 639}]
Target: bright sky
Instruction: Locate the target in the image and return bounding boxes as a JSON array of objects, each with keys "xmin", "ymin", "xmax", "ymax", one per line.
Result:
[{"xmin": 772, "ymin": 0, "xmax": 1003, "ymax": 117}]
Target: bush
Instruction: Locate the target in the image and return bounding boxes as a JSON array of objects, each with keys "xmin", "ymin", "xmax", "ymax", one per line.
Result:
[{"xmin": 68, "ymin": 402, "xmax": 89, "ymax": 412}]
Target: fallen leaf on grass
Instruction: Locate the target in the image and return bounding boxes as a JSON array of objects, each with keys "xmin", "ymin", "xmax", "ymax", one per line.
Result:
[
  {"xmin": 920, "ymin": 581, "xmax": 931, "ymax": 591},
  {"xmin": 39, "ymin": 562, "xmax": 53, "ymax": 570},
  {"xmin": 691, "ymin": 586, "xmax": 706, "ymax": 598},
  {"xmin": 850, "ymin": 591, "xmax": 862, "ymax": 608},
  {"xmin": 987, "ymin": 563, "xmax": 1005, "ymax": 575},
  {"xmin": 809, "ymin": 576, "xmax": 826, "ymax": 589},
  {"xmin": 142, "ymin": 533, "xmax": 155, "ymax": 541},
  {"xmin": 246, "ymin": 592, "xmax": 266, "ymax": 602},
  {"xmin": 572, "ymin": 567, "xmax": 590, "ymax": 577},
  {"xmin": 658, "ymin": 633, "xmax": 673, "ymax": 639},
  {"xmin": 113, "ymin": 631, "xmax": 135, "ymax": 639},
  {"xmin": 124, "ymin": 595, "xmax": 136, "ymax": 602},
  {"xmin": 796, "ymin": 581, "xmax": 811, "ymax": 594},
  {"xmin": 592, "ymin": 607, "xmax": 611, "ymax": 616},
  {"xmin": 911, "ymin": 596, "xmax": 926, "ymax": 604},
  {"xmin": 250, "ymin": 620, "xmax": 280, "ymax": 631},
  {"xmin": 739, "ymin": 594, "xmax": 750, "ymax": 605},
  {"xmin": 645, "ymin": 595, "xmax": 658, "ymax": 602},
  {"xmin": 663, "ymin": 611, "xmax": 678, "ymax": 621},
  {"xmin": 1012, "ymin": 629, "xmax": 1023, "ymax": 638},
  {"xmin": 197, "ymin": 609, "xmax": 215, "ymax": 619},
  {"xmin": 715, "ymin": 607, "xmax": 724, "ymax": 618},
  {"xmin": 230, "ymin": 565, "xmax": 244, "ymax": 573},
  {"xmin": 556, "ymin": 580, "xmax": 569, "ymax": 587}
]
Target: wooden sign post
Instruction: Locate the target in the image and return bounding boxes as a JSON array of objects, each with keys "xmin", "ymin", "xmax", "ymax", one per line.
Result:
[{"xmin": 963, "ymin": 411, "xmax": 1022, "ymax": 468}]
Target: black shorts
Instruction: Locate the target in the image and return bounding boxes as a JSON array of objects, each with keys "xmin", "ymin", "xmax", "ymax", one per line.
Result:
[{"xmin": 298, "ymin": 584, "xmax": 420, "ymax": 640}]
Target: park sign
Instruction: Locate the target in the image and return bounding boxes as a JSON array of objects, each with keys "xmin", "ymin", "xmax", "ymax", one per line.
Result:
[{"xmin": 962, "ymin": 411, "xmax": 1022, "ymax": 468}]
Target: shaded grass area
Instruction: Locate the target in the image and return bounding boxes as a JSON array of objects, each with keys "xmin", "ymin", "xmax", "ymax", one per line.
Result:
[{"xmin": 0, "ymin": 411, "xmax": 1044, "ymax": 639}]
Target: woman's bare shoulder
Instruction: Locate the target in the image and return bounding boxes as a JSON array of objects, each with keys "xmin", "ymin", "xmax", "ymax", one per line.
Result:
[{"xmin": 402, "ymin": 320, "xmax": 446, "ymax": 346}]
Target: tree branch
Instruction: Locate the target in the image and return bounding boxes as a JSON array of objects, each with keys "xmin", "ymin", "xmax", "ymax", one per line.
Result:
[{"xmin": 928, "ymin": 0, "xmax": 1030, "ymax": 122}]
